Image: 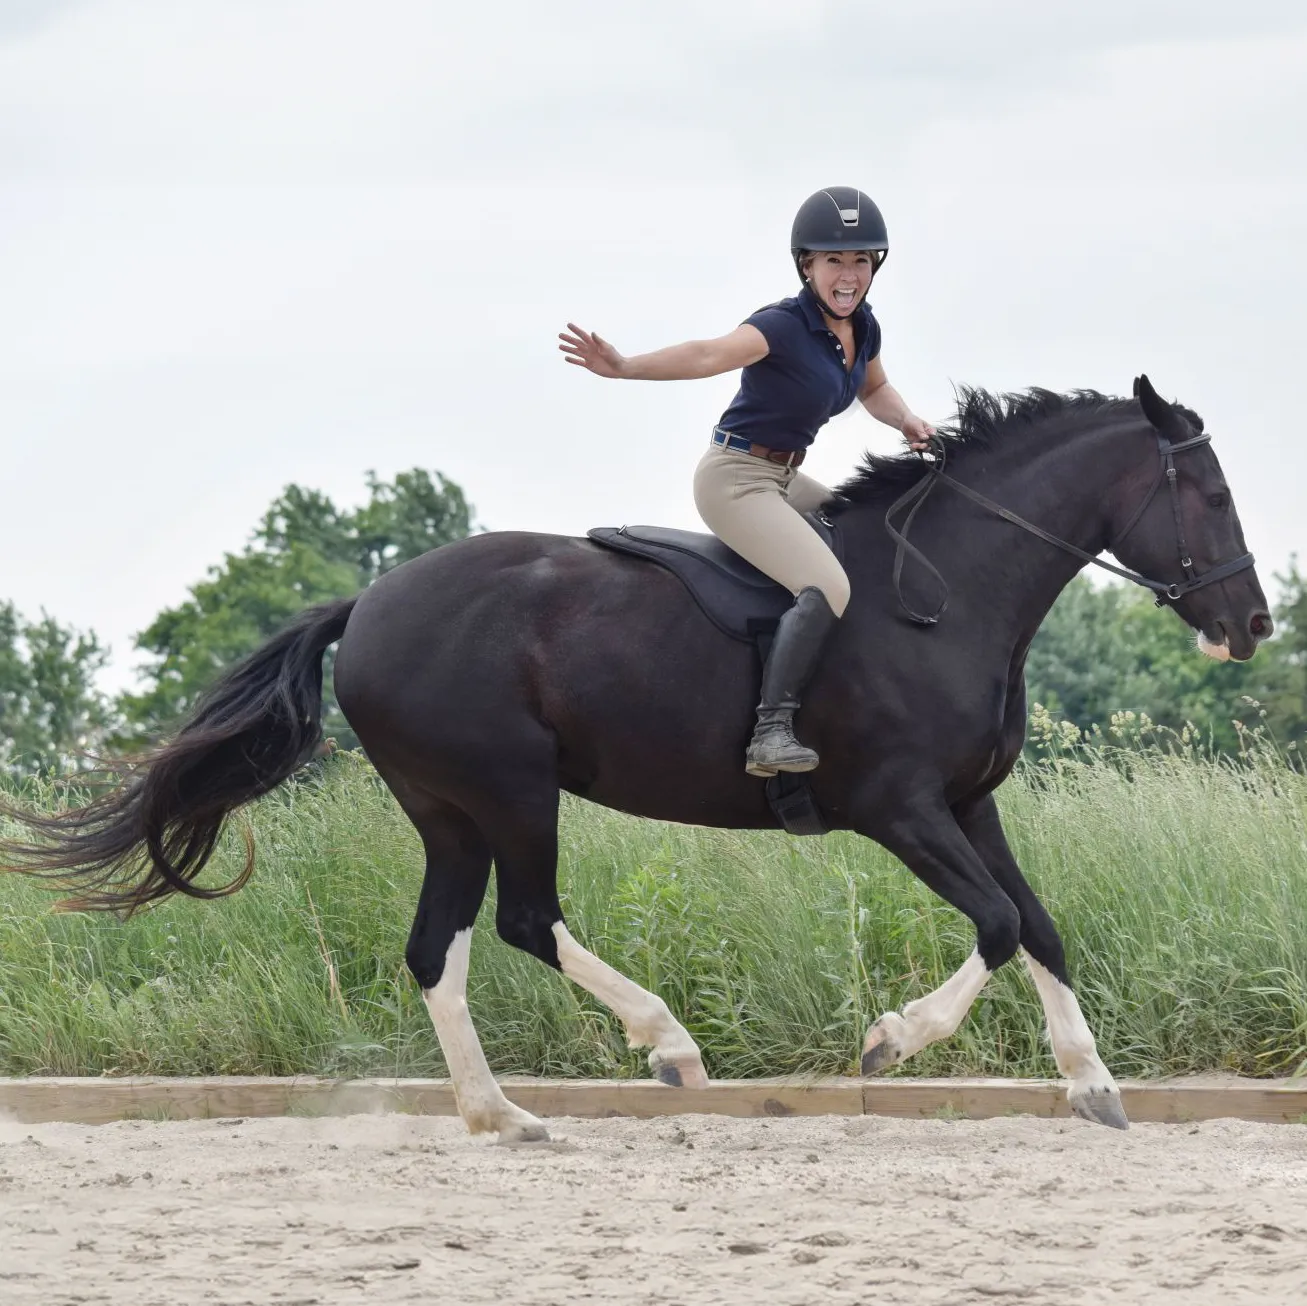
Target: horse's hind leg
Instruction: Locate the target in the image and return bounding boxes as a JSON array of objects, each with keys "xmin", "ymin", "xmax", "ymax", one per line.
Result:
[
  {"xmin": 956, "ymin": 794, "xmax": 1127, "ymax": 1130},
  {"xmin": 482, "ymin": 780, "xmax": 708, "ymax": 1089},
  {"xmin": 550, "ymin": 923, "xmax": 709, "ymax": 1088},
  {"xmin": 404, "ymin": 799, "xmax": 550, "ymax": 1144}
]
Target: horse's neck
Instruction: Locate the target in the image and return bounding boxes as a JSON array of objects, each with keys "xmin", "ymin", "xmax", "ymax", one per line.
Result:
[{"xmin": 852, "ymin": 416, "xmax": 1144, "ymax": 644}]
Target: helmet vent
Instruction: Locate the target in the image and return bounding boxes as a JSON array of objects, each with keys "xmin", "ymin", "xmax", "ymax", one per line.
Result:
[{"xmin": 838, "ymin": 207, "xmax": 859, "ymax": 225}]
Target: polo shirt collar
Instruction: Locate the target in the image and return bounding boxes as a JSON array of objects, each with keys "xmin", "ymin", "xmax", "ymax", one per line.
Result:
[{"xmin": 797, "ymin": 285, "xmax": 830, "ymax": 332}]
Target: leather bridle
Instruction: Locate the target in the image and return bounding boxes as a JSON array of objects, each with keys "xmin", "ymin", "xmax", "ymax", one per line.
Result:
[{"xmin": 885, "ymin": 429, "xmax": 1257, "ymax": 626}]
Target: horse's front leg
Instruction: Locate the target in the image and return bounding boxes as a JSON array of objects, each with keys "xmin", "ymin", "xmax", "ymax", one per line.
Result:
[
  {"xmin": 954, "ymin": 793, "xmax": 1128, "ymax": 1130},
  {"xmin": 850, "ymin": 788, "xmax": 1021, "ymax": 1074}
]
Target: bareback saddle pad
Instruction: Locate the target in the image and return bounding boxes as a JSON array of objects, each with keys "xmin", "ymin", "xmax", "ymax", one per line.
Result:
[{"xmin": 586, "ymin": 513, "xmax": 841, "ymax": 644}]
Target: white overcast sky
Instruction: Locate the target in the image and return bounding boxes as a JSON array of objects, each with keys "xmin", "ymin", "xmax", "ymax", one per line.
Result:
[{"xmin": 1, "ymin": 0, "xmax": 1304, "ymax": 691}]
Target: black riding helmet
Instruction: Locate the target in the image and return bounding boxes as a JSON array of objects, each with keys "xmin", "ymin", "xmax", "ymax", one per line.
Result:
[{"xmin": 791, "ymin": 186, "xmax": 888, "ymax": 319}]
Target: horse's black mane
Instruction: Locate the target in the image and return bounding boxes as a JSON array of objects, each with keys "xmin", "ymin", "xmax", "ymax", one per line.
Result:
[{"xmin": 828, "ymin": 385, "xmax": 1203, "ymax": 514}]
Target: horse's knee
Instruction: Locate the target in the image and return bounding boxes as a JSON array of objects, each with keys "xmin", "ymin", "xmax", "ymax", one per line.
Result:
[
  {"xmin": 1021, "ymin": 921, "xmax": 1069, "ymax": 987},
  {"xmin": 1014, "ymin": 915, "xmax": 1066, "ymax": 983},
  {"xmin": 495, "ymin": 902, "xmax": 562, "ymax": 968},
  {"xmin": 977, "ymin": 899, "xmax": 1022, "ymax": 971},
  {"xmin": 406, "ymin": 932, "xmax": 452, "ymax": 990}
]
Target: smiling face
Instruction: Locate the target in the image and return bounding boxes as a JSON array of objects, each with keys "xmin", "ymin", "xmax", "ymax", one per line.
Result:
[{"xmin": 801, "ymin": 249, "xmax": 877, "ymax": 316}]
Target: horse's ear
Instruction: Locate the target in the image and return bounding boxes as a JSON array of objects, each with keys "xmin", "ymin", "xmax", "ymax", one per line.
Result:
[{"xmin": 1134, "ymin": 373, "xmax": 1176, "ymax": 433}]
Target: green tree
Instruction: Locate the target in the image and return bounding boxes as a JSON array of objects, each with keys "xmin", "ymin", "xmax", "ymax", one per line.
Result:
[
  {"xmin": 353, "ymin": 470, "xmax": 480, "ymax": 580},
  {"xmin": 1022, "ymin": 577, "xmax": 1140, "ymax": 727},
  {"xmin": 1026, "ymin": 573, "xmax": 1300, "ymax": 755},
  {"xmin": 1246, "ymin": 559, "xmax": 1307, "ymax": 753},
  {"xmin": 119, "ymin": 469, "xmax": 476, "ymax": 746},
  {"xmin": 0, "ymin": 602, "xmax": 114, "ymax": 777}
]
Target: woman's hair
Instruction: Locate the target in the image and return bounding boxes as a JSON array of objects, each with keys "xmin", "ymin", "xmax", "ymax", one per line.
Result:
[{"xmin": 798, "ymin": 249, "xmax": 883, "ymax": 278}]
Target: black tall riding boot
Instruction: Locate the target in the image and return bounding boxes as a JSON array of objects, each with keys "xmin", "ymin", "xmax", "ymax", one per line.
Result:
[{"xmin": 744, "ymin": 586, "xmax": 839, "ymax": 778}]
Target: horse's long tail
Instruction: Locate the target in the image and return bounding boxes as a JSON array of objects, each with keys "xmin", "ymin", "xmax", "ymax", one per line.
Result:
[{"xmin": 0, "ymin": 596, "xmax": 359, "ymax": 914}]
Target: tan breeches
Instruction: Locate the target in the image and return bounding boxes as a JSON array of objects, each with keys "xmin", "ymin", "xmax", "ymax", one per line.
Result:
[{"xmin": 692, "ymin": 446, "xmax": 850, "ymax": 616}]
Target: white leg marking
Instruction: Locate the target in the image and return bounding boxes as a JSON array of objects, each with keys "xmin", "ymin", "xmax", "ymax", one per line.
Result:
[
  {"xmin": 864, "ymin": 950, "xmax": 992, "ymax": 1067},
  {"xmin": 1021, "ymin": 951, "xmax": 1104, "ymax": 1079},
  {"xmin": 898, "ymin": 949, "xmax": 993, "ymax": 1055},
  {"xmin": 423, "ymin": 929, "xmax": 548, "ymax": 1140},
  {"xmin": 1023, "ymin": 949, "xmax": 1127, "ymax": 1128},
  {"xmin": 552, "ymin": 923, "xmax": 707, "ymax": 1087},
  {"xmin": 1024, "ymin": 951, "xmax": 1118, "ymax": 1082}
]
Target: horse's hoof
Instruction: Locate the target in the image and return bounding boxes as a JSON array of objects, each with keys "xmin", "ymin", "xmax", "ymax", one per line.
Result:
[
  {"xmin": 860, "ymin": 1041, "xmax": 899, "ymax": 1076},
  {"xmin": 651, "ymin": 1052, "xmax": 710, "ymax": 1090},
  {"xmin": 498, "ymin": 1118, "xmax": 551, "ymax": 1145},
  {"xmin": 1069, "ymin": 1083, "xmax": 1130, "ymax": 1131},
  {"xmin": 656, "ymin": 1062, "xmax": 682, "ymax": 1087},
  {"xmin": 860, "ymin": 1017, "xmax": 904, "ymax": 1075}
]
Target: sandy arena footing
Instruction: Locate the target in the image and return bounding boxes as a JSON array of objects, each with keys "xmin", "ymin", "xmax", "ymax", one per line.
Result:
[{"xmin": 2, "ymin": 1107, "xmax": 1306, "ymax": 1305}]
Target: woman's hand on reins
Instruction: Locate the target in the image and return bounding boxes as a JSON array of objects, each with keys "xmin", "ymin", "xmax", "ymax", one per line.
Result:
[
  {"xmin": 559, "ymin": 324, "xmax": 627, "ymax": 379},
  {"xmin": 901, "ymin": 414, "xmax": 935, "ymax": 453}
]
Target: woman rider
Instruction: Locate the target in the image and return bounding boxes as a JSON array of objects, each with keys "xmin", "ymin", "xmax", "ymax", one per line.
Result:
[{"xmin": 560, "ymin": 186, "xmax": 934, "ymax": 778}]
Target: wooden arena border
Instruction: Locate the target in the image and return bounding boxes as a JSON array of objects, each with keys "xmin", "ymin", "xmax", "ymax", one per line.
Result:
[{"xmin": 1, "ymin": 1076, "xmax": 1305, "ymax": 1127}]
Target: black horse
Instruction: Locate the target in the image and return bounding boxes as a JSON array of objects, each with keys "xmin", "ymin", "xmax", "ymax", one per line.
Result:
[{"xmin": 2, "ymin": 376, "xmax": 1270, "ymax": 1141}]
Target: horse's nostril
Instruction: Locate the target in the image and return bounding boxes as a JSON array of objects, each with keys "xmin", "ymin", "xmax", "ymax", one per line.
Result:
[{"xmin": 1250, "ymin": 612, "xmax": 1273, "ymax": 639}]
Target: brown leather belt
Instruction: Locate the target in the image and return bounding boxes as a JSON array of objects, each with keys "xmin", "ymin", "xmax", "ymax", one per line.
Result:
[{"xmin": 711, "ymin": 428, "xmax": 806, "ymax": 468}]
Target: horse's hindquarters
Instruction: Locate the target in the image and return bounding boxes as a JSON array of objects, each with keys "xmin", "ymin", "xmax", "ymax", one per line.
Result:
[{"xmin": 331, "ymin": 532, "xmax": 779, "ymax": 828}]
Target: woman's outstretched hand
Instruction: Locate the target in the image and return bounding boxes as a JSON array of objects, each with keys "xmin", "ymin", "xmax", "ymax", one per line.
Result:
[{"xmin": 559, "ymin": 323, "xmax": 627, "ymax": 379}]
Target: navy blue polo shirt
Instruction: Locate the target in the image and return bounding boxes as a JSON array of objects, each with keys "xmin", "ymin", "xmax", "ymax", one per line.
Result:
[{"xmin": 716, "ymin": 286, "xmax": 881, "ymax": 453}]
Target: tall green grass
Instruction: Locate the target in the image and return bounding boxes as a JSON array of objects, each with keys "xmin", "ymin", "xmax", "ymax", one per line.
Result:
[{"xmin": 2, "ymin": 724, "xmax": 1305, "ymax": 1081}]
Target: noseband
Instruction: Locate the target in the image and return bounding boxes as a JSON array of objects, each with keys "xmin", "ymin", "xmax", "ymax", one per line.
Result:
[{"xmin": 886, "ymin": 429, "xmax": 1257, "ymax": 626}]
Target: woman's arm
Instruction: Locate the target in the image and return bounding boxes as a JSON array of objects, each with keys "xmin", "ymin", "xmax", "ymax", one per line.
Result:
[
  {"xmin": 859, "ymin": 356, "xmax": 934, "ymax": 451},
  {"xmin": 559, "ymin": 323, "xmax": 769, "ymax": 380}
]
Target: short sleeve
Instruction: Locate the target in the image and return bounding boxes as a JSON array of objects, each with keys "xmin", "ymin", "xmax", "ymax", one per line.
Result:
[
  {"xmin": 742, "ymin": 304, "xmax": 797, "ymax": 357},
  {"xmin": 865, "ymin": 310, "xmax": 882, "ymax": 362}
]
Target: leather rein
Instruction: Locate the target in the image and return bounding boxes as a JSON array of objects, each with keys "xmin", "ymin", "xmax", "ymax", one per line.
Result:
[{"xmin": 885, "ymin": 429, "xmax": 1257, "ymax": 626}]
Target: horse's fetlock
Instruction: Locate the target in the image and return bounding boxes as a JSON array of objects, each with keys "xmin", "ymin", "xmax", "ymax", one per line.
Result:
[
  {"xmin": 1061, "ymin": 1046, "xmax": 1109, "ymax": 1082},
  {"xmin": 901, "ymin": 1001, "xmax": 952, "ymax": 1047},
  {"xmin": 462, "ymin": 1108, "xmax": 499, "ymax": 1135},
  {"xmin": 623, "ymin": 995, "xmax": 677, "ymax": 1049}
]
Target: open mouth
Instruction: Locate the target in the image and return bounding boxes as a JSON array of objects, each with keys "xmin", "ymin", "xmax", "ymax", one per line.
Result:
[{"xmin": 831, "ymin": 287, "xmax": 858, "ymax": 309}]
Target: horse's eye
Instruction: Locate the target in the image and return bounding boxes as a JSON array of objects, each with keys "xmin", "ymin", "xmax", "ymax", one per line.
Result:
[{"xmin": 1207, "ymin": 492, "xmax": 1229, "ymax": 509}]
